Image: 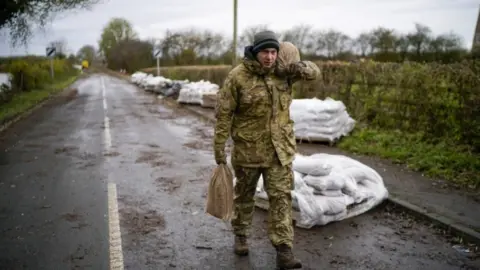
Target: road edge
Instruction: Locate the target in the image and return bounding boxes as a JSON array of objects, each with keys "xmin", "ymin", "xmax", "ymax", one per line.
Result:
[
  {"xmin": 386, "ymin": 196, "xmax": 480, "ymax": 246},
  {"xmin": 0, "ymin": 74, "xmax": 84, "ymax": 134}
]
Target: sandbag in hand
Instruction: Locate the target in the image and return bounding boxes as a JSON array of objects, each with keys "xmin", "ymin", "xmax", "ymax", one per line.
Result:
[{"xmin": 205, "ymin": 163, "xmax": 234, "ymax": 221}]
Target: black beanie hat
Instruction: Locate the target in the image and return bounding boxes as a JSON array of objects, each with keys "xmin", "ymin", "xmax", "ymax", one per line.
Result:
[{"xmin": 252, "ymin": 30, "xmax": 280, "ymax": 55}]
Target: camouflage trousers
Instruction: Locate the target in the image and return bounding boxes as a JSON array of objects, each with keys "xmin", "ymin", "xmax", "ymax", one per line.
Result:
[{"xmin": 231, "ymin": 156, "xmax": 295, "ymax": 248}]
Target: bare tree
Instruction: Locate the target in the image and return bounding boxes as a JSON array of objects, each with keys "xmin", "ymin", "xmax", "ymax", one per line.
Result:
[
  {"xmin": 238, "ymin": 24, "xmax": 270, "ymax": 49},
  {"xmin": 2, "ymin": 0, "xmax": 101, "ymax": 46},
  {"xmin": 281, "ymin": 24, "xmax": 314, "ymax": 55},
  {"xmin": 407, "ymin": 23, "xmax": 432, "ymax": 56},
  {"xmin": 355, "ymin": 32, "xmax": 373, "ymax": 56}
]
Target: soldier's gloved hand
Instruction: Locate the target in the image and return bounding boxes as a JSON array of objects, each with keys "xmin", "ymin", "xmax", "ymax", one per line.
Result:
[
  {"xmin": 215, "ymin": 149, "xmax": 227, "ymax": 165},
  {"xmin": 288, "ymin": 61, "xmax": 307, "ymax": 75}
]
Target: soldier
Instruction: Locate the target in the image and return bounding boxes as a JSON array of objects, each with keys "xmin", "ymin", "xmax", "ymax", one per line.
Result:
[{"xmin": 213, "ymin": 30, "xmax": 320, "ymax": 269}]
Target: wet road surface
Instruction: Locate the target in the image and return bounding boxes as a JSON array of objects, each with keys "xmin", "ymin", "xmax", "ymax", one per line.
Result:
[{"xmin": 0, "ymin": 73, "xmax": 479, "ymax": 270}]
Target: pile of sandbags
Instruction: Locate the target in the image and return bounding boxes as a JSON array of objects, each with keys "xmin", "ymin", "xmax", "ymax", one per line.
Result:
[
  {"xmin": 130, "ymin": 71, "xmax": 148, "ymax": 85},
  {"xmin": 177, "ymin": 80, "xmax": 219, "ymax": 106},
  {"xmin": 144, "ymin": 76, "xmax": 170, "ymax": 92},
  {"xmin": 290, "ymin": 97, "xmax": 356, "ymax": 143},
  {"xmin": 0, "ymin": 73, "xmax": 11, "ymax": 89},
  {"xmin": 130, "ymin": 72, "xmax": 189, "ymax": 98},
  {"xmin": 132, "ymin": 73, "xmax": 155, "ymax": 89},
  {"xmin": 254, "ymin": 153, "xmax": 388, "ymax": 229}
]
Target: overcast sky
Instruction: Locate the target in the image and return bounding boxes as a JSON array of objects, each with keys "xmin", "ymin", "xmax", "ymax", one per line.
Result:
[{"xmin": 0, "ymin": 0, "xmax": 478, "ymax": 56}]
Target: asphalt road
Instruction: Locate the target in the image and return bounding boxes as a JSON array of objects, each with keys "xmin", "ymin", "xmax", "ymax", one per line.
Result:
[{"xmin": 0, "ymin": 73, "xmax": 478, "ymax": 270}]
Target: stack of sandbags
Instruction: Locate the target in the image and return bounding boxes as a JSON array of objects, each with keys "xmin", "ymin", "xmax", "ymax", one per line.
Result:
[
  {"xmin": 143, "ymin": 76, "xmax": 172, "ymax": 92},
  {"xmin": 177, "ymin": 80, "xmax": 219, "ymax": 106},
  {"xmin": 130, "ymin": 71, "xmax": 148, "ymax": 85},
  {"xmin": 290, "ymin": 97, "xmax": 356, "ymax": 143},
  {"xmin": 254, "ymin": 153, "xmax": 389, "ymax": 229},
  {"xmin": 139, "ymin": 74, "xmax": 154, "ymax": 89}
]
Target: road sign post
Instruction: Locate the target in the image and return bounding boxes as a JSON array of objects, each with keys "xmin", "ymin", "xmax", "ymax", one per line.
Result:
[
  {"xmin": 233, "ymin": 0, "xmax": 238, "ymax": 66},
  {"xmin": 153, "ymin": 49, "xmax": 161, "ymax": 76},
  {"xmin": 46, "ymin": 46, "xmax": 56, "ymax": 80}
]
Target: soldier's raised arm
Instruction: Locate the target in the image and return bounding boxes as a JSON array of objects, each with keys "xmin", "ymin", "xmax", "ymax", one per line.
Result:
[
  {"xmin": 289, "ymin": 61, "xmax": 321, "ymax": 83},
  {"xmin": 213, "ymin": 72, "xmax": 238, "ymax": 165}
]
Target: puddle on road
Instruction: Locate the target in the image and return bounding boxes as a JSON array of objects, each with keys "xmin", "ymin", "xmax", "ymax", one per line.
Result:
[
  {"xmin": 162, "ymin": 124, "xmax": 191, "ymax": 143},
  {"xmin": 162, "ymin": 116, "xmax": 207, "ymax": 146}
]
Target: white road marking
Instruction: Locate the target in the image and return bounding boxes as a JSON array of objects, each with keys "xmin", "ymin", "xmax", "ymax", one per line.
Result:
[
  {"xmin": 102, "ymin": 76, "xmax": 124, "ymax": 269},
  {"xmin": 104, "ymin": 116, "xmax": 112, "ymax": 150},
  {"xmin": 108, "ymin": 182, "xmax": 124, "ymax": 270},
  {"xmin": 101, "ymin": 77, "xmax": 112, "ymax": 150}
]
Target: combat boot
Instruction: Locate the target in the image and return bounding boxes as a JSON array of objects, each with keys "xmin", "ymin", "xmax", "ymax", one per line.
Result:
[
  {"xmin": 275, "ymin": 244, "xmax": 302, "ymax": 269},
  {"xmin": 234, "ymin": 235, "xmax": 249, "ymax": 256}
]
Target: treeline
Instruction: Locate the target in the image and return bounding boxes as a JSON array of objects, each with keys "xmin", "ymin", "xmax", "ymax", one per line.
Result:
[
  {"xmin": 158, "ymin": 23, "xmax": 473, "ymax": 65},
  {"xmin": 87, "ymin": 17, "xmax": 478, "ymax": 72}
]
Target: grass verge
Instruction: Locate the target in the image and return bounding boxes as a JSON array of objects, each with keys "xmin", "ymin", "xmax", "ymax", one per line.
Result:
[
  {"xmin": 0, "ymin": 73, "xmax": 80, "ymax": 124},
  {"xmin": 338, "ymin": 128, "xmax": 480, "ymax": 190}
]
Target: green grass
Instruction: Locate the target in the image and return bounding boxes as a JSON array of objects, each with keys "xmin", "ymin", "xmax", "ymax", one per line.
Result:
[
  {"xmin": 0, "ymin": 73, "xmax": 80, "ymax": 124},
  {"xmin": 338, "ymin": 128, "xmax": 480, "ymax": 190}
]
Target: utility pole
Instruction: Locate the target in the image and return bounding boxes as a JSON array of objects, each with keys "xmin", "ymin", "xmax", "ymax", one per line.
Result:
[
  {"xmin": 232, "ymin": 0, "xmax": 238, "ymax": 67},
  {"xmin": 473, "ymin": 4, "xmax": 480, "ymax": 50}
]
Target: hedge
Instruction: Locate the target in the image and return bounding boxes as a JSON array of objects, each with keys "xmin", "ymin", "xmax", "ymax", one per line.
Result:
[{"xmin": 1, "ymin": 58, "xmax": 78, "ymax": 105}]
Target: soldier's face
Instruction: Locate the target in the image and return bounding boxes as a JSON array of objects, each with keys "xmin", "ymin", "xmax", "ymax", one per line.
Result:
[{"xmin": 256, "ymin": 48, "xmax": 277, "ymax": 68}]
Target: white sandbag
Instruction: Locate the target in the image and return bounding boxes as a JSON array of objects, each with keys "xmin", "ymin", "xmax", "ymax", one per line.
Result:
[
  {"xmin": 308, "ymin": 153, "xmax": 383, "ymax": 183},
  {"xmin": 144, "ymin": 76, "xmax": 171, "ymax": 91},
  {"xmin": 177, "ymin": 80, "xmax": 219, "ymax": 106},
  {"xmin": 292, "ymin": 154, "xmax": 332, "ymax": 176},
  {"xmin": 295, "ymin": 132, "xmax": 340, "ymax": 143},
  {"xmin": 291, "ymin": 189, "xmax": 353, "ymax": 227},
  {"xmin": 0, "ymin": 73, "xmax": 11, "ymax": 89},
  {"xmin": 290, "ymin": 97, "xmax": 345, "ymax": 114},
  {"xmin": 312, "ymin": 189, "xmax": 344, "ymax": 197},
  {"xmin": 304, "ymin": 173, "xmax": 350, "ymax": 191},
  {"xmin": 255, "ymin": 176, "xmax": 268, "ymax": 200},
  {"xmin": 290, "ymin": 97, "xmax": 356, "ymax": 142},
  {"xmin": 254, "ymin": 152, "xmax": 389, "ymax": 229},
  {"xmin": 293, "ymin": 171, "xmax": 306, "ymax": 190},
  {"xmin": 292, "ymin": 110, "xmax": 349, "ymax": 126},
  {"xmin": 130, "ymin": 71, "xmax": 148, "ymax": 85},
  {"xmin": 139, "ymin": 74, "xmax": 154, "ymax": 88}
]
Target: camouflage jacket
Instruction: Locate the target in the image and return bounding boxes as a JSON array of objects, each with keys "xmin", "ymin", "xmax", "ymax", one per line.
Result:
[{"xmin": 214, "ymin": 47, "xmax": 320, "ymax": 167}]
